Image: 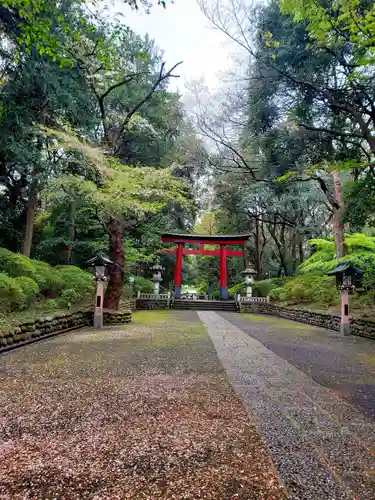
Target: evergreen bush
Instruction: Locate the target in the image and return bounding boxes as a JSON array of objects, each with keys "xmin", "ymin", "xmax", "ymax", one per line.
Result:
[
  {"xmin": 270, "ymin": 274, "xmax": 337, "ymax": 306},
  {"xmin": 30, "ymin": 259, "xmax": 65, "ymax": 295},
  {"xmin": 0, "ymin": 249, "xmax": 96, "ymax": 312},
  {"xmin": 228, "ymin": 283, "xmax": 245, "ymax": 297},
  {"xmin": 363, "ymin": 266, "xmax": 375, "ymax": 297},
  {"xmin": 133, "ymin": 276, "xmax": 154, "ymax": 293},
  {"xmin": 58, "ymin": 288, "xmax": 82, "ymax": 307},
  {"xmin": 300, "ymin": 234, "xmax": 375, "ymax": 274},
  {"xmin": 0, "ymin": 273, "xmax": 26, "ymax": 310},
  {"xmin": 228, "ymin": 278, "xmax": 282, "ymax": 298},
  {"xmin": 0, "ymin": 248, "xmax": 36, "ymax": 277},
  {"xmin": 253, "ymin": 278, "xmax": 283, "ymax": 297},
  {"xmin": 13, "ymin": 277, "xmax": 39, "ymax": 306},
  {"xmin": 55, "ymin": 265, "xmax": 95, "ymax": 297}
]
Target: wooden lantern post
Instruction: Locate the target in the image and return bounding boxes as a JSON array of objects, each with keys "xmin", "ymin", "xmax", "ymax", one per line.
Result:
[
  {"xmin": 328, "ymin": 262, "xmax": 363, "ymax": 336},
  {"xmin": 85, "ymin": 253, "xmax": 114, "ymax": 329}
]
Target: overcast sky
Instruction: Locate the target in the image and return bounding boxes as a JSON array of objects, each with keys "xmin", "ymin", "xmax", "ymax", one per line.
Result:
[{"xmin": 115, "ymin": 0, "xmax": 235, "ymax": 93}]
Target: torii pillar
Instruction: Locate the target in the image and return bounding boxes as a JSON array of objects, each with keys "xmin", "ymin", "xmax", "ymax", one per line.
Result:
[
  {"xmin": 219, "ymin": 244, "xmax": 228, "ymax": 300},
  {"xmin": 174, "ymin": 243, "xmax": 183, "ymax": 298}
]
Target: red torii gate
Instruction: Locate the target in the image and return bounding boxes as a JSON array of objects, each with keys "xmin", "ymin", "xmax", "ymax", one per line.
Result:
[{"xmin": 160, "ymin": 233, "xmax": 250, "ymax": 300}]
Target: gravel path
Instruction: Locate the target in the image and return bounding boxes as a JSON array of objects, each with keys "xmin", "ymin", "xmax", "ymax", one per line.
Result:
[
  {"xmin": 223, "ymin": 312, "xmax": 375, "ymax": 419},
  {"xmin": 0, "ymin": 310, "xmax": 284, "ymax": 499},
  {"xmin": 199, "ymin": 311, "xmax": 375, "ymax": 500}
]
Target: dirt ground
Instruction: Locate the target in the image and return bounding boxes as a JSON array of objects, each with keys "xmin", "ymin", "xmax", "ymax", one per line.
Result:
[{"xmin": 0, "ymin": 310, "xmax": 285, "ymax": 499}]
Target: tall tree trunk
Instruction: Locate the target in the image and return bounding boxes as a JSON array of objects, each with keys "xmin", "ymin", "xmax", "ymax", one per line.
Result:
[
  {"xmin": 104, "ymin": 218, "xmax": 125, "ymax": 310},
  {"xmin": 254, "ymin": 215, "xmax": 264, "ymax": 278},
  {"xmin": 242, "ymin": 243, "xmax": 247, "ymax": 270},
  {"xmin": 299, "ymin": 239, "xmax": 304, "ymax": 263},
  {"xmin": 290, "ymin": 228, "xmax": 298, "ymax": 273},
  {"xmin": 21, "ymin": 191, "xmax": 37, "ymax": 257},
  {"xmin": 332, "ymin": 171, "xmax": 346, "ymax": 258},
  {"xmin": 66, "ymin": 200, "xmax": 76, "ymax": 264}
]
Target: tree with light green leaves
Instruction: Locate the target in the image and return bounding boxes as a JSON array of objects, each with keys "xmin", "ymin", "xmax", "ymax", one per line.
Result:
[
  {"xmin": 281, "ymin": 0, "xmax": 375, "ymax": 65},
  {"xmin": 0, "ymin": 0, "xmax": 168, "ymax": 62},
  {"xmin": 47, "ymin": 140, "xmax": 189, "ymax": 309}
]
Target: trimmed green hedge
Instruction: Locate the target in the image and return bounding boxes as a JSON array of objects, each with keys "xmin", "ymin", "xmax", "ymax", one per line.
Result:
[{"xmin": 0, "ymin": 248, "xmax": 95, "ymax": 311}]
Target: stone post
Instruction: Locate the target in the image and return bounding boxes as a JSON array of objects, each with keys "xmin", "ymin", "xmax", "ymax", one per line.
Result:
[
  {"xmin": 340, "ymin": 289, "xmax": 350, "ymax": 336},
  {"xmin": 94, "ymin": 280, "xmax": 104, "ymax": 329},
  {"xmin": 246, "ymin": 278, "xmax": 253, "ymax": 298}
]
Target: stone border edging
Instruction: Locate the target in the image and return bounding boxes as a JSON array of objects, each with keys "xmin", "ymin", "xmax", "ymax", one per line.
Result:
[
  {"xmin": 0, "ymin": 309, "xmax": 133, "ymax": 354},
  {"xmin": 240, "ymin": 302, "xmax": 375, "ymax": 340},
  {"xmin": 0, "ymin": 324, "xmax": 85, "ymax": 354}
]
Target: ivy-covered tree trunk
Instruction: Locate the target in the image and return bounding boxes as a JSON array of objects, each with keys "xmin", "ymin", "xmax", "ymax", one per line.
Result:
[
  {"xmin": 104, "ymin": 218, "xmax": 125, "ymax": 310},
  {"xmin": 332, "ymin": 171, "xmax": 346, "ymax": 258}
]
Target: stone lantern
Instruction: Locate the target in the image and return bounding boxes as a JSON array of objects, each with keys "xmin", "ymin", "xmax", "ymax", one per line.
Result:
[
  {"xmin": 242, "ymin": 265, "xmax": 257, "ymax": 298},
  {"xmin": 328, "ymin": 262, "xmax": 363, "ymax": 336},
  {"xmin": 84, "ymin": 253, "xmax": 113, "ymax": 329},
  {"xmin": 128, "ymin": 276, "xmax": 135, "ymax": 296},
  {"xmin": 151, "ymin": 259, "xmax": 164, "ymax": 296}
]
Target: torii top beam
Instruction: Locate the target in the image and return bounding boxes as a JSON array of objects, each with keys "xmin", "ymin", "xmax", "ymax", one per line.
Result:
[{"xmin": 160, "ymin": 233, "xmax": 251, "ymax": 246}]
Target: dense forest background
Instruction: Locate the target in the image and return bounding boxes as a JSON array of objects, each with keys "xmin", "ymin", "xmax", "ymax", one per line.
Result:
[{"xmin": 1, "ymin": 0, "xmax": 375, "ymax": 318}]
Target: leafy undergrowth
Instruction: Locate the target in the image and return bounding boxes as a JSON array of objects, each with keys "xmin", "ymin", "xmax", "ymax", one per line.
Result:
[
  {"xmin": 272, "ymin": 293, "xmax": 375, "ymax": 319},
  {"xmin": 268, "ymin": 273, "xmax": 375, "ymax": 318},
  {"xmin": 0, "ymin": 310, "xmax": 285, "ymax": 499}
]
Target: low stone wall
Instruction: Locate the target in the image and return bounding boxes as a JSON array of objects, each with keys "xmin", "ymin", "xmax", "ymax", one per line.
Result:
[
  {"xmin": 122, "ymin": 298, "xmax": 137, "ymax": 312},
  {"xmin": 0, "ymin": 308, "xmax": 133, "ymax": 352},
  {"xmin": 103, "ymin": 310, "xmax": 131, "ymax": 325},
  {"xmin": 349, "ymin": 317, "xmax": 375, "ymax": 340},
  {"xmin": 240, "ymin": 302, "xmax": 375, "ymax": 340},
  {"xmin": 136, "ymin": 298, "xmax": 169, "ymax": 310},
  {"xmin": 0, "ymin": 311, "xmax": 88, "ymax": 351}
]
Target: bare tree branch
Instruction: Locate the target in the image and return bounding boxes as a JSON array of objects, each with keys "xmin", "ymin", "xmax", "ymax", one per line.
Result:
[{"xmin": 113, "ymin": 61, "xmax": 183, "ymax": 149}]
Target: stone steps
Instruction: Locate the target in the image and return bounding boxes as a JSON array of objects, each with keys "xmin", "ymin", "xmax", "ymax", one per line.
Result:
[{"xmin": 172, "ymin": 299, "xmax": 238, "ymax": 312}]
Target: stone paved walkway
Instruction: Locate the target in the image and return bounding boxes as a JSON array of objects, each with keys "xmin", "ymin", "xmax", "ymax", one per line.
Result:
[
  {"xmin": 223, "ymin": 312, "xmax": 375, "ymax": 419},
  {"xmin": 199, "ymin": 311, "xmax": 375, "ymax": 500}
]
